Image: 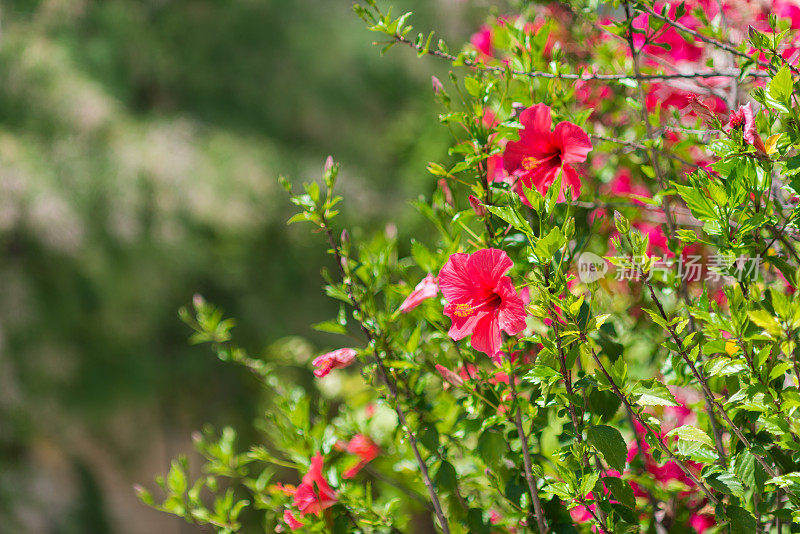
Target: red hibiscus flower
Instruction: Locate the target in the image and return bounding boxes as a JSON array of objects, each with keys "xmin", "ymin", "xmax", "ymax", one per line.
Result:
[
  {"xmin": 690, "ymin": 512, "xmax": 715, "ymax": 533},
  {"xmin": 438, "ymin": 248, "xmax": 527, "ymax": 357},
  {"xmin": 342, "ymin": 434, "xmax": 380, "ymax": 479},
  {"xmin": 502, "ymin": 104, "xmax": 592, "ymax": 203},
  {"xmin": 724, "ymin": 102, "xmax": 766, "ymax": 154},
  {"xmin": 398, "ymin": 274, "xmax": 438, "ymax": 313},
  {"xmin": 283, "ymin": 509, "xmax": 304, "ymax": 530},
  {"xmin": 312, "ymin": 348, "xmax": 357, "ymax": 378},
  {"xmin": 293, "ymin": 454, "xmax": 338, "ymax": 516},
  {"xmin": 470, "ymin": 24, "xmax": 494, "ymax": 58}
]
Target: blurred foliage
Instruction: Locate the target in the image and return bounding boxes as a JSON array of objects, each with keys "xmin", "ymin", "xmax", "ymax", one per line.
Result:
[{"xmin": 0, "ymin": 0, "xmax": 486, "ymax": 531}]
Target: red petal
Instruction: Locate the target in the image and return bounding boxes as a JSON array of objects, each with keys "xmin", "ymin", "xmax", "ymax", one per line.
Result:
[
  {"xmin": 469, "ymin": 310, "xmax": 502, "ymax": 357},
  {"xmin": 467, "ymin": 248, "xmax": 513, "ymax": 290},
  {"xmin": 553, "ymin": 121, "xmax": 592, "ymax": 164}
]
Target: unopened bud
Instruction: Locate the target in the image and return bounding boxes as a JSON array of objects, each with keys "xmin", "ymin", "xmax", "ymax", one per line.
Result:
[
  {"xmin": 469, "ymin": 195, "xmax": 487, "ymax": 217},
  {"xmin": 748, "ymin": 25, "xmax": 762, "ymax": 46},
  {"xmin": 324, "ymin": 155, "xmax": 334, "ymax": 173},
  {"xmin": 340, "ymin": 229, "xmax": 350, "ymax": 246},
  {"xmin": 431, "ymin": 76, "xmax": 444, "ymax": 94},
  {"xmin": 438, "ymin": 178, "xmax": 454, "ymax": 207},
  {"xmin": 435, "ymin": 364, "xmax": 465, "ymax": 387},
  {"xmin": 613, "ymin": 210, "xmax": 631, "ymax": 234},
  {"xmin": 686, "ymin": 93, "xmax": 719, "ymax": 125}
]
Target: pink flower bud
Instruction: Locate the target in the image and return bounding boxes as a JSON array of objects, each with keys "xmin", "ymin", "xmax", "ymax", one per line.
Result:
[
  {"xmin": 468, "ymin": 195, "xmax": 487, "ymax": 217},
  {"xmin": 435, "ymin": 364, "xmax": 465, "ymax": 387},
  {"xmin": 438, "ymin": 178, "xmax": 454, "ymax": 207},
  {"xmin": 431, "ymin": 76, "xmax": 444, "ymax": 94}
]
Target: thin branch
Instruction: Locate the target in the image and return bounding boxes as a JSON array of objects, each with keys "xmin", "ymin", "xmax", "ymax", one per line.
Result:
[
  {"xmin": 384, "ymin": 33, "xmax": 768, "ymax": 82},
  {"xmin": 320, "ymin": 217, "xmax": 451, "ymax": 534},
  {"xmin": 622, "ymin": 1, "xmax": 678, "ymax": 238},
  {"xmin": 619, "ymin": 7, "xmax": 730, "ymax": 465},
  {"xmin": 361, "ymin": 464, "xmax": 433, "ymax": 510},
  {"xmin": 509, "ymin": 376, "xmax": 549, "ymax": 534},
  {"xmin": 582, "ymin": 338, "xmax": 720, "ymax": 505},
  {"xmin": 543, "ymin": 268, "xmax": 584, "ymax": 450},
  {"xmin": 636, "ymin": 2, "xmax": 772, "ymax": 71},
  {"xmin": 580, "ymin": 497, "xmax": 611, "ymax": 534},
  {"xmin": 590, "ymin": 133, "xmax": 703, "ymax": 170},
  {"xmin": 641, "ymin": 275, "xmax": 780, "ymax": 479}
]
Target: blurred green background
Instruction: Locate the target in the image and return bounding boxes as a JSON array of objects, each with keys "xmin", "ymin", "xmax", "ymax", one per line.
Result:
[{"xmin": 0, "ymin": 0, "xmax": 485, "ymax": 532}]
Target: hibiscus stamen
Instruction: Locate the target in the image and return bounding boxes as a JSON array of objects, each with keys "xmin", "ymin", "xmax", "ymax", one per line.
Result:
[
  {"xmin": 521, "ymin": 153, "xmax": 558, "ymax": 171},
  {"xmin": 452, "ymin": 303, "xmax": 475, "ymax": 317}
]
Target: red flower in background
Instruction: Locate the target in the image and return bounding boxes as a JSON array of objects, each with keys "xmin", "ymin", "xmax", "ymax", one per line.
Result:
[
  {"xmin": 608, "ymin": 169, "xmax": 651, "ymax": 204},
  {"xmin": 293, "ymin": 454, "xmax": 338, "ymax": 516},
  {"xmin": 282, "ymin": 509, "xmax": 304, "ymax": 530},
  {"xmin": 398, "ymin": 273, "xmax": 438, "ymax": 313},
  {"xmin": 439, "ymin": 249, "xmax": 527, "ymax": 357},
  {"xmin": 724, "ymin": 102, "xmax": 766, "ymax": 154},
  {"xmin": 312, "ymin": 348, "xmax": 357, "ymax": 378},
  {"xmin": 471, "ymin": 25, "xmax": 494, "ymax": 57},
  {"xmin": 502, "ymin": 104, "xmax": 592, "ymax": 203},
  {"xmin": 343, "ymin": 434, "xmax": 380, "ymax": 479},
  {"xmin": 777, "ymin": 0, "xmax": 800, "ymax": 29}
]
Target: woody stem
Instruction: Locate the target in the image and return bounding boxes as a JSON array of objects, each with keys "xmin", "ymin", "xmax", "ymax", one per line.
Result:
[
  {"xmin": 621, "ymin": 0, "xmax": 730, "ymax": 462},
  {"xmin": 320, "ymin": 215, "xmax": 451, "ymax": 534},
  {"xmin": 581, "ymin": 335, "xmax": 720, "ymax": 505},
  {"xmin": 640, "ymin": 274, "xmax": 781, "ymax": 479},
  {"xmin": 509, "ymin": 376, "xmax": 549, "ymax": 534}
]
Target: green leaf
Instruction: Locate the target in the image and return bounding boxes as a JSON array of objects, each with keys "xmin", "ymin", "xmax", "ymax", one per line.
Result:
[
  {"xmin": 602, "ymin": 476, "xmax": 635, "ymax": 508},
  {"xmin": 587, "ymin": 425, "xmax": 627, "ymax": 472},
  {"xmin": 666, "ymin": 425, "xmax": 714, "ymax": 448},
  {"xmin": 707, "ymin": 470, "xmax": 744, "ymax": 498},
  {"xmin": 748, "ymin": 309, "xmax": 782, "ymax": 336},
  {"xmin": 675, "ymin": 184, "xmax": 717, "ymax": 222},
  {"xmin": 631, "ymin": 379, "xmax": 678, "ymax": 406},
  {"xmin": 311, "ymin": 321, "xmax": 347, "ymax": 335},
  {"xmin": 523, "ymin": 365, "xmax": 561, "ymax": 387},
  {"xmin": 464, "ymin": 77, "xmax": 481, "ymax": 97},
  {"xmin": 485, "ymin": 205, "xmax": 531, "ymax": 234},
  {"xmin": 420, "ymin": 425, "xmax": 439, "ymax": 451},
  {"xmin": 733, "ymin": 451, "xmax": 757, "ymax": 489},
  {"xmin": 435, "ymin": 460, "xmax": 457, "ymax": 491},
  {"xmin": 478, "ymin": 428, "xmax": 506, "ymax": 467},
  {"xmin": 588, "ymin": 389, "xmax": 621, "ymax": 422},
  {"xmin": 535, "ymin": 227, "xmax": 565, "ymax": 261},
  {"xmin": 727, "ymin": 505, "xmax": 757, "ymax": 534},
  {"xmin": 769, "ymin": 66, "xmax": 794, "ymax": 104}
]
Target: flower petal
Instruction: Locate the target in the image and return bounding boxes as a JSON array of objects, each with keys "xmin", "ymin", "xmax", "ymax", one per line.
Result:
[
  {"xmin": 438, "ymin": 252, "xmax": 475, "ymax": 303},
  {"xmin": 495, "ymin": 278, "xmax": 528, "ymax": 336},
  {"xmin": 518, "ymin": 103, "xmax": 553, "ymax": 145},
  {"xmin": 553, "ymin": 121, "xmax": 592, "ymax": 164},
  {"xmin": 469, "ymin": 309, "xmax": 502, "ymax": 357},
  {"xmin": 444, "ymin": 304, "xmax": 484, "ymax": 340},
  {"xmin": 399, "ymin": 273, "xmax": 438, "ymax": 313},
  {"xmin": 466, "ymin": 248, "xmax": 513, "ymax": 291},
  {"xmin": 558, "ymin": 164, "xmax": 582, "ymax": 202}
]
